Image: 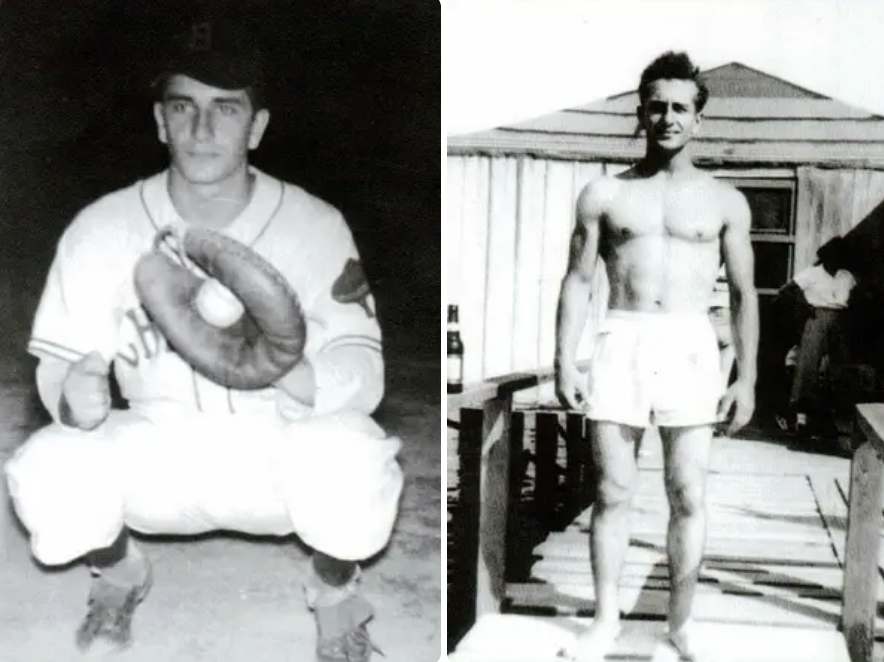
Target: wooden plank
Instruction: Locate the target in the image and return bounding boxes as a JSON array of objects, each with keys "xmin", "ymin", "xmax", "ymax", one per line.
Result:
[
  {"xmin": 455, "ymin": 407, "xmax": 483, "ymax": 634},
  {"xmin": 794, "ymin": 166, "xmax": 830, "ymax": 273},
  {"xmin": 573, "ymin": 96, "xmax": 876, "ymax": 120},
  {"xmin": 510, "ymin": 157, "xmax": 547, "ymax": 402},
  {"xmin": 633, "ymin": 479, "xmax": 817, "ymax": 497},
  {"xmin": 635, "ymin": 472, "xmax": 813, "ymax": 491},
  {"xmin": 525, "ymin": 570, "xmax": 843, "ymax": 599},
  {"xmin": 449, "ymin": 130, "xmax": 884, "ymax": 169},
  {"xmin": 830, "ymin": 484, "xmax": 884, "ymax": 573},
  {"xmin": 534, "ymin": 536, "xmax": 838, "ymax": 566},
  {"xmin": 809, "ymin": 473, "xmax": 849, "ymax": 565},
  {"xmin": 447, "ymin": 361, "xmax": 592, "ymax": 411},
  {"xmin": 510, "ymin": 111, "xmax": 884, "ymax": 143},
  {"xmin": 793, "ymin": 169, "xmax": 884, "ymax": 274},
  {"xmin": 483, "ymin": 156, "xmax": 519, "ymax": 378},
  {"xmin": 631, "ymin": 497, "xmax": 821, "ymax": 513},
  {"xmin": 531, "ymin": 557, "xmax": 850, "ymax": 590},
  {"xmin": 633, "ymin": 482, "xmax": 817, "ymax": 496},
  {"xmin": 459, "ymin": 155, "xmax": 491, "ymax": 383},
  {"xmin": 537, "ymin": 161, "xmax": 577, "ymax": 371},
  {"xmin": 559, "ymin": 516, "xmax": 834, "ymax": 543},
  {"xmin": 506, "ymin": 411, "xmax": 525, "ymax": 575},
  {"xmin": 450, "ymin": 613, "xmax": 851, "ymax": 662},
  {"xmin": 477, "ymin": 397, "xmax": 513, "ymax": 617},
  {"xmin": 857, "ymin": 404, "xmax": 884, "ymax": 467},
  {"xmin": 534, "ymin": 412, "xmax": 560, "ymax": 523},
  {"xmin": 532, "ymin": 540, "xmax": 839, "ymax": 569},
  {"xmin": 631, "ymin": 498, "xmax": 822, "ymax": 516},
  {"xmin": 453, "ymin": 396, "xmax": 515, "ymax": 629},
  {"xmin": 628, "ymin": 508, "xmax": 831, "ymax": 531},
  {"xmin": 632, "ymin": 484, "xmax": 818, "ymax": 499},
  {"xmin": 630, "ymin": 525, "xmax": 831, "ymax": 545},
  {"xmin": 446, "ymin": 156, "xmax": 466, "ymax": 303},
  {"xmin": 506, "ymin": 583, "xmax": 861, "ymax": 632},
  {"xmin": 843, "ymin": 423, "xmax": 884, "ymax": 662},
  {"xmin": 563, "ymin": 412, "xmax": 588, "ymax": 521},
  {"xmin": 574, "ymin": 502, "xmax": 825, "ymax": 531}
]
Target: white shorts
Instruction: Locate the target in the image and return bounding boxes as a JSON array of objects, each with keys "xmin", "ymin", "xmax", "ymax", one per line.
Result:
[
  {"xmin": 5, "ymin": 409, "xmax": 403, "ymax": 567},
  {"xmin": 585, "ymin": 310, "xmax": 724, "ymax": 428}
]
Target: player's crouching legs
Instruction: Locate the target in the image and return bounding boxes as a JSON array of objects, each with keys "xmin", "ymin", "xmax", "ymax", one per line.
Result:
[
  {"xmin": 5, "ymin": 421, "xmax": 126, "ymax": 566},
  {"xmin": 281, "ymin": 411, "xmax": 403, "ymax": 662},
  {"xmin": 282, "ymin": 411, "xmax": 404, "ymax": 562}
]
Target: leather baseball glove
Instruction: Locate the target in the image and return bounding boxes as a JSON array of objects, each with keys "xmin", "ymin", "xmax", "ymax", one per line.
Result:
[{"xmin": 133, "ymin": 225, "xmax": 306, "ymax": 390}]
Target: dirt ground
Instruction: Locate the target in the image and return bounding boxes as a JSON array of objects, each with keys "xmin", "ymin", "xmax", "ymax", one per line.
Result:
[{"xmin": 0, "ymin": 259, "xmax": 441, "ymax": 662}]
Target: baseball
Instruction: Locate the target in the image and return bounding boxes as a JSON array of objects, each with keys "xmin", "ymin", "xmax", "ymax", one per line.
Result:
[{"xmin": 194, "ymin": 278, "xmax": 245, "ymax": 328}]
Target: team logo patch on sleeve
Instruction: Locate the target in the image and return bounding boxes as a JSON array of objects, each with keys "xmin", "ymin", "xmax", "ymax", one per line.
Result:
[{"xmin": 331, "ymin": 259, "xmax": 374, "ymax": 318}]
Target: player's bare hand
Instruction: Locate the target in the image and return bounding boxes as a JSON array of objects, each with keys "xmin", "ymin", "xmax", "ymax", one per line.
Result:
[
  {"xmin": 60, "ymin": 352, "xmax": 111, "ymax": 430},
  {"xmin": 717, "ymin": 378, "xmax": 755, "ymax": 436},
  {"xmin": 555, "ymin": 363, "xmax": 589, "ymax": 412},
  {"xmin": 274, "ymin": 356, "xmax": 316, "ymax": 406}
]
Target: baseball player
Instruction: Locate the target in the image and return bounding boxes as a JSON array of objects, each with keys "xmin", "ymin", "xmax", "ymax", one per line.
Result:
[{"xmin": 3, "ymin": 23, "xmax": 402, "ymax": 662}]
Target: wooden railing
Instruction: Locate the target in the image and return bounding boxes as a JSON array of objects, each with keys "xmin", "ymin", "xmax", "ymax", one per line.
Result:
[
  {"xmin": 450, "ymin": 369, "xmax": 884, "ymax": 661},
  {"xmin": 843, "ymin": 403, "xmax": 884, "ymax": 662},
  {"xmin": 447, "ymin": 363, "xmax": 590, "ymax": 648}
]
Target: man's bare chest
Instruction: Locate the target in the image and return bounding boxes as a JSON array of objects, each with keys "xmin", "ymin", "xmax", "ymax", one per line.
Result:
[{"xmin": 604, "ymin": 182, "xmax": 724, "ymax": 242}]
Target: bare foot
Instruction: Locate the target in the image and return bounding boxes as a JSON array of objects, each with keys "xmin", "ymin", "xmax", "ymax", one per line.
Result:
[
  {"xmin": 558, "ymin": 619, "xmax": 621, "ymax": 661},
  {"xmin": 667, "ymin": 622, "xmax": 697, "ymax": 661}
]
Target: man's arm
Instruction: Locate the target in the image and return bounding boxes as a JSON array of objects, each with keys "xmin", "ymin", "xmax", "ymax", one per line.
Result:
[
  {"xmin": 719, "ymin": 186, "xmax": 758, "ymax": 431},
  {"xmin": 36, "ymin": 352, "xmax": 111, "ymax": 429},
  {"xmin": 554, "ymin": 181, "xmax": 605, "ymax": 409},
  {"xmin": 275, "ymin": 212, "xmax": 383, "ymax": 417},
  {"xmin": 35, "ymin": 355, "xmax": 69, "ymax": 422}
]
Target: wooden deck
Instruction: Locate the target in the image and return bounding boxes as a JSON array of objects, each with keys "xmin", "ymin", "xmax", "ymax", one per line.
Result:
[{"xmin": 450, "ymin": 428, "xmax": 864, "ymax": 661}]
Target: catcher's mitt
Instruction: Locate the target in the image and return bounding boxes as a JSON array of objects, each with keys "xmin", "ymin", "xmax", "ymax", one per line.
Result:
[{"xmin": 133, "ymin": 225, "xmax": 307, "ymax": 390}]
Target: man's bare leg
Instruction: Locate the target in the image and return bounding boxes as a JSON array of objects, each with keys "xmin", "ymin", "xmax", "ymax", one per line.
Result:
[
  {"xmin": 561, "ymin": 421, "xmax": 642, "ymax": 660},
  {"xmin": 659, "ymin": 424, "xmax": 714, "ymax": 659}
]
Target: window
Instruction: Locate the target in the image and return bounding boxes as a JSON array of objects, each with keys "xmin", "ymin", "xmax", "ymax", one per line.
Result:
[
  {"xmin": 742, "ymin": 186, "xmax": 792, "ymax": 235},
  {"xmin": 729, "ymin": 178, "xmax": 796, "ymax": 295}
]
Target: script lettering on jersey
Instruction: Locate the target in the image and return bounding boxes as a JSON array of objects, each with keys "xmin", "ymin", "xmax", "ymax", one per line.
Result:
[{"xmin": 117, "ymin": 307, "xmax": 168, "ymax": 368}]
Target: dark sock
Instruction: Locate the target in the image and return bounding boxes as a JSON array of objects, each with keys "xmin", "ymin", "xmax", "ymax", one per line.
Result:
[
  {"xmin": 313, "ymin": 552, "xmax": 357, "ymax": 588},
  {"xmin": 87, "ymin": 533, "xmax": 149, "ymax": 587}
]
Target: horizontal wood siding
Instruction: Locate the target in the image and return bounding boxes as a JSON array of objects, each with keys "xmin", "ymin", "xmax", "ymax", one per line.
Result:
[
  {"xmin": 449, "ymin": 132, "xmax": 884, "ymax": 170},
  {"xmin": 507, "ymin": 112, "xmax": 884, "ymax": 143}
]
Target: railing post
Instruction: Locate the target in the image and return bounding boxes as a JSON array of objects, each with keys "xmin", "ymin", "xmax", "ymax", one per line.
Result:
[
  {"xmin": 459, "ymin": 395, "xmax": 514, "ymax": 619},
  {"xmin": 564, "ymin": 412, "xmax": 587, "ymax": 523},
  {"xmin": 843, "ymin": 404, "xmax": 884, "ymax": 662},
  {"xmin": 445, "ymin": 361, "xmax": 590, "ymax": 648},
  {"xmin": 535, "ymin": 412, "xmax": 559, "ymax": 526},
  {"xmin": 506, "ymin": 410, "xmax": 525, "ymax": 578}
]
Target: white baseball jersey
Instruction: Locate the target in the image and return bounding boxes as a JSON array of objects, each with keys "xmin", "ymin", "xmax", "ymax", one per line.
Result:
[{"xmin": 29, "ymin": 166, "xmax": 384, "ymax": 420}]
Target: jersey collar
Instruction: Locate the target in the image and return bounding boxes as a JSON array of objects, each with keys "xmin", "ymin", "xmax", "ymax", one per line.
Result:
[{"xmin": 139, "ymin": 166, "xmax": 285, "ymax": 249}]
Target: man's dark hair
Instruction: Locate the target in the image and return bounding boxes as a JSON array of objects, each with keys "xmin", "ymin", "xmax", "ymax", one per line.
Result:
[{"xmin": 638, "ymin": 51, "xmax": 709, "ymax": 112}]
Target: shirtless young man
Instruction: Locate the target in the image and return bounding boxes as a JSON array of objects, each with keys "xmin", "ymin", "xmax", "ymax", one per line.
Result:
[{"xmin": 554, "ymin": 52, "xmax": 758, "ymax": 659}]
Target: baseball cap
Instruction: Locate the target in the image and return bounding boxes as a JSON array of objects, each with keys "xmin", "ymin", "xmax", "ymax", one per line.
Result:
[{"xmin": 152, "ymin": 18, "xmax": 265, "ymax": 107}]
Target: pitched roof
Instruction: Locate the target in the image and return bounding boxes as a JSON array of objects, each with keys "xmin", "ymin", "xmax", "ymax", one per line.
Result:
[{"xmin": 448, "ymin": 63, "xmax": 884, "ymax": 169}]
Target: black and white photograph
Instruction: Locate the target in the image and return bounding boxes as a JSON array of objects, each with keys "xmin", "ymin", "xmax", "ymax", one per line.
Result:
[
  {"xmin": 446, "ymin": 2, "xmax": 884, "ymax": 660},
  {"xmin": 0, "ymin": 1, "xmax": 440, "ymax": 660}
]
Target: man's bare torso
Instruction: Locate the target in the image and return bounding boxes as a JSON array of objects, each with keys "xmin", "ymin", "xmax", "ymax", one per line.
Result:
[{"xmin": 591, "ymin": 167, "xmax": 736, "ymax": 313}]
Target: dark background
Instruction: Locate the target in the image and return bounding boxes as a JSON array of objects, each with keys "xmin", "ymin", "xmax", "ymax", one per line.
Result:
[{"xmin": 0, "ymin": 0, "xmax": 439, "ymax": 357}]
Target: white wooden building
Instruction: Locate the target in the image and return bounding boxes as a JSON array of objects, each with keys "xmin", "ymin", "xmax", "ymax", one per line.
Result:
[{"xmin": 447, "ymin": 63, "xmax": 884, "ymax": 406}]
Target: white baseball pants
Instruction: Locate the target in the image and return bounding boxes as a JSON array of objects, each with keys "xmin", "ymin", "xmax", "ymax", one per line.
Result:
[{"xmin": 4, "ymin": 409, "xmax": 403, "ymax": 566}]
